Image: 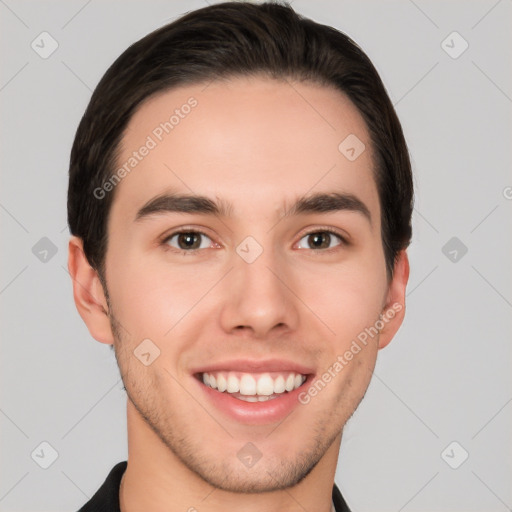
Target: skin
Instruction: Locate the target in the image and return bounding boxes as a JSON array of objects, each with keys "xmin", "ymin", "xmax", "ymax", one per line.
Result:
[{"xmin": 68, "ymin": 76, "xmax": 409, "ymax": 512}]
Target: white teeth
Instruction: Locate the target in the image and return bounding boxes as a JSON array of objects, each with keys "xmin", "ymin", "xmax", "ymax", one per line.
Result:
[
  {"xmin": 256, "ymin": 374, "xmax": 275, "ymax": 396},
  {"xmin": 240, "ymin": 374, "xmax": 257, "ymax": 395},
  {"xmin": 285, "ymin": 374, "xmax": 295, "ymax": 392},
  {"xmin": 237, "ymin": 395, "xmax": 278, "ymax": 403},
  {"xmin": 238, "ymin": 395, "xmax": 258, "ymax": 402},
  {"xmin": 201, "ymin": 370, "xmax": 307, "ymax": 396},
  {"xmin": 237, "ymin": 395, "xmax": 276, "ymax": 402},
  {"xmin": 216, "ymin": 373, "xmax": 227, "ymax": 392},
  {"xmin": 227, "ymin": 374, "xmax": 240, "ymax": 393},
  {"xmin": 274, "ymin": 375, "xmax": 285, "ymax": 393}
]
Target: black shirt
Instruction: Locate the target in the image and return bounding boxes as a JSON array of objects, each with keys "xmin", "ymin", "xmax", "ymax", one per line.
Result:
[{"xmin": 78, "ymin": 461, "xmax": 352, "ymax": 512}]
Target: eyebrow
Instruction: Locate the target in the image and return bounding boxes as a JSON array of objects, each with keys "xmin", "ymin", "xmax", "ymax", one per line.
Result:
[{"xmin": 134, "ymin": 191, "xmax": 372, "ymax": 225}]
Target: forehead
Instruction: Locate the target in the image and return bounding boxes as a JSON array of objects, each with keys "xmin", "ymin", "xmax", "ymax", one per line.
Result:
[{"xmin": 110, "ymin": 76, "xmax": 379, "ymax": 226}]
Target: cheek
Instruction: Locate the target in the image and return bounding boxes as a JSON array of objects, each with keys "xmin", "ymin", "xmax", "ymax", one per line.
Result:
[
  {"xmin": 107, "ymin": 252, "xmax": 221, "ymax": 340},
  {"xmin": 292, "ymin": 258, "xmax": 387, "ymax": 343}
]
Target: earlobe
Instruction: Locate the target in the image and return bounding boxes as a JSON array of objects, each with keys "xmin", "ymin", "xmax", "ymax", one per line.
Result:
[
  {"xmin": 67, "ymin": 236, "xmax": 114, "ymax": 345},
  {"xmin": 378, "ymin": 250, "xmax": 410, "ymax": 350}
]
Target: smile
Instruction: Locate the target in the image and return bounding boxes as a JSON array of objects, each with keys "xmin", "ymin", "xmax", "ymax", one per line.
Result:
[{"xmin": 200, "ymin": 371, "xmax": 307, "ymax": 402}]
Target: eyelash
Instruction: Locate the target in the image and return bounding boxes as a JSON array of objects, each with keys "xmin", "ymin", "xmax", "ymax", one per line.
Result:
[
  {"xmin": 160, "ymin": 229, "xmax": 214, "ymax": 255},
  {"xmin": 160, "ymin": 227, "xmax": 349, "ymax": 255},
  {"xmin": 298, "ymin": 228, "xmax": 349, "ymax": 252}
]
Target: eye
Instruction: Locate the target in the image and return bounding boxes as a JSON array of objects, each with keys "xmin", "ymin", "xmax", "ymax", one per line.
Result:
[
  {"xmin": 164, "ymin": 230, "xmax": 214, "ymax": 251},
  {"xmin": 296, "ymin": 230, "xmax": 345, "ymax": 250}
]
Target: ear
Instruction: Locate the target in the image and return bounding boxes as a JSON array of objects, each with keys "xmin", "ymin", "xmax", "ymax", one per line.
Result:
[
  {"xmin": 378, "ymin": 250, "xmax": 410, "ymax": 350},
  {"xmin": 67, "ymin": 236, "xmax": 114, "ymax": 345}
]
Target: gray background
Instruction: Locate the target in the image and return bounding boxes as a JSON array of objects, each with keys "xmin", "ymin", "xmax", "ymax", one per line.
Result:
[{"xmin": 1, "ymin": 0, "xmax": 511, "ymax": 511}]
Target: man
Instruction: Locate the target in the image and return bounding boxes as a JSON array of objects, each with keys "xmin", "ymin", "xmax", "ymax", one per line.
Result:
[{"xmin": 67, "ymin": 2, "xmax": 412, "ymax": 511}]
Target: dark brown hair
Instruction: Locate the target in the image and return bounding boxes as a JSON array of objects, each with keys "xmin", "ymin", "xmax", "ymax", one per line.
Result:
[{"xmin": 67, "ymin": 1, "xmax": 413, "ymax": 281}]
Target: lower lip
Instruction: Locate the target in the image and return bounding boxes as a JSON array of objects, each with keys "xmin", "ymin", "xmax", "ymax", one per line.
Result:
[{"xmin": 194, "ymin": 374, "xmax": 314, "ymax": 425}]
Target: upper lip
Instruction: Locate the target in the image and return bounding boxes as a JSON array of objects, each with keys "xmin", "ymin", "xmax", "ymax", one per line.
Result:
[{"xmin": 191, "ymin": 358, "xmax": 315, "ymax": 375}]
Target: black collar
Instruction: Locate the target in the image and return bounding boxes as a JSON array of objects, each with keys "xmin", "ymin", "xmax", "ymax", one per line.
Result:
[{"xmin": 78, "ymin": 461, "xmax": 351, "ymax": 512}]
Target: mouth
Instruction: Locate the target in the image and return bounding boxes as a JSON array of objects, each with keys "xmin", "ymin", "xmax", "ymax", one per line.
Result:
[
  {"xmin": 195, "ymin": 370, "xmax": 308, "ymax": 402},
  {"xmin": 191, "ymin": 362, "xmax": 314, "ymax": 425}
]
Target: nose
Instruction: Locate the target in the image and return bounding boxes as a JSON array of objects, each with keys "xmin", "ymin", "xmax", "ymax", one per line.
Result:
[{"xmin": 218, "ymin": 242, "xmax": 300, "ymax": 339}]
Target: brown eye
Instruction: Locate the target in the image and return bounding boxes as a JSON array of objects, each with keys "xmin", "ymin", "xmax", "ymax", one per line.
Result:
[
  {"xmin": 166, "ymin": 231, "xmax": 212, "ymax": 251},
  {"xmin": 296, "ymin": 231, "xmax": 343, "ymax": 250}
]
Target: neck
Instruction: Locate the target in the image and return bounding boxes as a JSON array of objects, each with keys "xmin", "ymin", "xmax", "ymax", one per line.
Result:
[{"xmin": 119, "ymin": 400, "xmax": 341, "ymax": 512}]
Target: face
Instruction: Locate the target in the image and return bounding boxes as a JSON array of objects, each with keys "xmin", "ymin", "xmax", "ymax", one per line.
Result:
[{"xmin": 91, "ymin": 76, "xmax": 406, "ymax": 492}]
